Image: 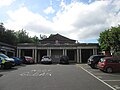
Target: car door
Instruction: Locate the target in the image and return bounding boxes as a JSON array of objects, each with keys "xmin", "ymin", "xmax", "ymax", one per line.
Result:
[
  {"xmin": 118, "ymin": 60, "xmax": 120, "ymax": 72},
  {"xmin": 112, "ymin": 59, "xmax": 120, "ymax": 72}
]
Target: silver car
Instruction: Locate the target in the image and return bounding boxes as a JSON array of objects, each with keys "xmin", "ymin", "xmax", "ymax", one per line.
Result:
[{"xmin": 41, "ymin": 56, "xmax": 52, "ymax": 64}]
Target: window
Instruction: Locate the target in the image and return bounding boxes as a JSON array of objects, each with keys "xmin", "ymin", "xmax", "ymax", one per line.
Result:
[{"xmin": 100, "ymin": 58, "xmax": 105, "ymax": 62}]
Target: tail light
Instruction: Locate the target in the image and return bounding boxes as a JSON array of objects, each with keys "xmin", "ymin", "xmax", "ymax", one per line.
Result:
[{"xmin": 26, "ymin": 58, "xmax": 32, "ymax": 61}]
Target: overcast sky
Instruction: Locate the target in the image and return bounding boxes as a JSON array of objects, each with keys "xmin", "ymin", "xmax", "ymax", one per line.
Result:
[{"xmin": 0, "ymin": 0, "xmax": 120, "ymax": 43}]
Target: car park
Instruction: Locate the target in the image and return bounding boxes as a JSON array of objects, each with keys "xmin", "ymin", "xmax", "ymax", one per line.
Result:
[
  {"xmin": 0, "ymin": 53, "xmax": 15, "ymax": 67},
  {"xmin": 12, "ymin": 57, "xmax": 22, "ymax": 65},
  {"xmin": 87, "ymin": 55, "xmax": 106, "ymax": 69},
  {"xmin": 41, "ymin": 56, "xmax": 52, "ymax": 64},
  {"xmin": 59, "ymin": 56, "xmax": 69, "ymax": 64},
  {"xmin": 98, "ymin": 57, "xmax": 120, "ymax": 73},
  {"xmin": 21, "ymin": 56, "xmax": 34, "ymax": 64}
]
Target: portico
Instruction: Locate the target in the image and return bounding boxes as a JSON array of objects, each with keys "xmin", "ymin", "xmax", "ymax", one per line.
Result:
[{"xmin": 17, "ymin": 34, "xmax": 98, "ymax": 63}]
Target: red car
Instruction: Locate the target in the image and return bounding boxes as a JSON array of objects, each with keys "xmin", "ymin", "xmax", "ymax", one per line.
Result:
[
  {"xmin": 22, "ymin": 56, "xmax": 34, "ymax": 64},
  {"xmin": 98, "ymin": 57, "xmax": 120, "ymax": 73}
]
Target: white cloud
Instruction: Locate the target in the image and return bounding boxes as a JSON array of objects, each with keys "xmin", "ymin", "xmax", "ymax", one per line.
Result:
[
  {"xmin": 4, "ymin": 0, "xmax": 120, "ymax": 42},
  {"xmin": 44, "ymin": 6, "xmax": 55, "ymax": 14},
  {"xmin": 52, "ymin": 0, "xmax": 120, "ymax": 41},
  {"xmin": 0, "ymin": 0, "xmax": 15, "ymax": 8}
]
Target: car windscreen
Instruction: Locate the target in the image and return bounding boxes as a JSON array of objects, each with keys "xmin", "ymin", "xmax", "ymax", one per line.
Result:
[
  {"xmin": 0, "ymin": 54, "xmax": 9, "ymax": 58},
  {"xmin": 43, "ymin": 56, "xmax": 50, "ymax": 59}
]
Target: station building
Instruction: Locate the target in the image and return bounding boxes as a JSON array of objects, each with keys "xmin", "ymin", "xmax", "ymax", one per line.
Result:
[{"xmin": 17, "ymin": 34, "xmax": 98, "ymax": 63}]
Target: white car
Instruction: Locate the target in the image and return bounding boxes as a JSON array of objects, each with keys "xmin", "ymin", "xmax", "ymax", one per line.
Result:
[{"xmin": 41, "ymin": 56, "xmax": 52, "ymax": 64}]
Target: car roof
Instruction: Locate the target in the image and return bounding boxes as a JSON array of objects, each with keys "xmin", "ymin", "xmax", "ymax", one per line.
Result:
[
  {"xmin": 103, "ymin": 57, "xmax": 113, "ymax": 59},
  {"xmin": 90, "ymin": 55, "xmax": 105, "ymax": 58}
]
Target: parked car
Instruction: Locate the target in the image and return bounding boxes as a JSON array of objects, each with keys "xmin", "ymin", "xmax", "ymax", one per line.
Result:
[
  {"xmin": 87, "ymin": 55, "xmax": 106, "ymax": 69},
  {"xmin": 21, "ymin": 56, "xmax": 34, "ymax": 64},
  {"xmin": 59, "ymin": 56, "xmax": 69, "ymax": 64},
  {"xmin": 0, "ymin": 53, "xmax": 15, "ymax": 67},
  {"xmin": 0, "ymin": 56, "xmax": 12, "ymax": 69},
  {"xmin": 41, "ymin": 56, "xmax": 52, "ymax": 64},
  {"xmin": 12, "ymin": 57, "xmax": 22, "ymax": 65},
  {"xmin": 98, "ymin": 57, "xmax": 120, "ymax": 73},
  {"xmin": 0, "ymin": 59, "xmax": 12, "ymax": 69}
]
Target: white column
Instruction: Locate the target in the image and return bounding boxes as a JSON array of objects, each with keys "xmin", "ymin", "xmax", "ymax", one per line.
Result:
[
  {"xmin": 38, "ymin": 50, "xmax": 40, "ymax": 63},
  {"xmin": 79, "ymin": 49, "xmax": 82, "ymax": 63},
  {"xmin": 63, "ymin": 49, "xmax": 67, "ymax": 56},
  {"xmin": 95, "ymin": 49, "xmax": 97, "ymax": 55},
  {"xmin": 93, "ymin": 48, "xmax": 97, "ymax": 55},
  {"xmin": 34, "ymin": 49, "xmax": 37, "ymax": 63},
  {"xmin": 93, "ymin": 49, "xmax": 95, "ymax": 55},
  {"xmin": 77, "ymin": 49, "xmax": 79, "ymax": 63},
  {"xmin": 18, "ymin": 49, "xmax": 21, "ymax": 58},
  {"xmin": 63, "ymin": 49, "xmax": 64, "ymax": 55},
  {"xmin": 47, "ymin": 49, "xmax": 49, "ymax": 56},
  {"xmin": 49, "ymin": 49, "xmax": 51, "ymax": 56},
  {"xmin": 47, "ymin": 49, "xmax": 51, "ymax": 56},
  {"xmin": 64, "ymin": 49, "xmax": 67, "ymax": 56},
  {"xmin": 32, "ymin": 49, "xmax": 35, "ymax": 59},
  {"xmin": 17, "ymin": 49, "xmax": 19, "ymax": 57}
]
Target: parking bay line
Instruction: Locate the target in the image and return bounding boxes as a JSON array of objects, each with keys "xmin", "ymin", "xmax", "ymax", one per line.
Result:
[
  {"xmin": 103, "ymin": 80, "xmax": 120, "ymax": 82},
  {"xmin": 77, "ymin": 65, "xmax": 116, "ymax": 90}
]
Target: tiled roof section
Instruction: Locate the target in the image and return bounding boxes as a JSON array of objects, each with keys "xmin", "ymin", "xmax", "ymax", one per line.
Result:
[{"xmin": 40, "ymin": 34, "xmax": 76, "ymax": 44}]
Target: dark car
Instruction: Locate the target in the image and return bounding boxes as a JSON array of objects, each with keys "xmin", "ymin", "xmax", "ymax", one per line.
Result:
[
  {"xmin": 98, "ymin": 57, "xmax": 120, "ymax": 73},
  {"xmin": 21, "ymin": 56, "xmax": 34, "ymax": 64},
  {"xmin": 12, "ymin": 57, "xmax": 22, "ymax": 65},
  {"xmin": 59, "ymin": 56, "xmax": 69, "ymax": 64},
  {"xmin": 88, "ymin": 55, "xmax": 106, "ymax": 69}
]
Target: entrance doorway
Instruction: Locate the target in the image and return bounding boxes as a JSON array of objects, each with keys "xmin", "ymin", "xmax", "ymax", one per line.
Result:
[{"xmin": 81, "ymin": 49, "xmax": 93, "ymax": 63}]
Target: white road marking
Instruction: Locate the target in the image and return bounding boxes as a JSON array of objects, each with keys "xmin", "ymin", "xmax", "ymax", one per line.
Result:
[
  {"xmin": 79, "ymin": 66, "xmax": 116, "ymax": 90},
  {"xmin": 113, "ymin": 85, "xmax": 120, "ymax": 89},
  {"xmin": 103, "ymin": 80, "xmax": 120, "ymax": 82},
  {"xmin": 20, "ymin": 69, "xmax": 52, "ymax": 77}
]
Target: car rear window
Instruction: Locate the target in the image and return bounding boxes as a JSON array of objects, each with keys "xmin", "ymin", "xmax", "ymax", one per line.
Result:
[{"xmin": 100, "ymin": 58, "xmax": 105, "ymax": 62}]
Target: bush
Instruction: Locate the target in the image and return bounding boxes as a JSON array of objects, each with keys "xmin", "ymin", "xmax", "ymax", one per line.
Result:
[{"xmin": 113, "ymin": 51, "xmax": 120, "ymax": 58}]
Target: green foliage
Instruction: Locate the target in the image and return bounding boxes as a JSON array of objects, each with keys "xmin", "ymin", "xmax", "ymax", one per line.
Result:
[
  {"xmin": 98, "ymin": 25, "xmax": 120, "ymax": 52},
  {"xmin": 113, "ymin": 51, "xmax": 120, "ymax": 57},
  {"xmin": 4, "ymin": 30, "xmax": 18, "ymax": 45},
  {"xmin": 31, "ymin": 35, "xmax": 39, "ymax": 44},
  {"xmin": 113, "ymin": 51, "xmax": 120, "ymax": 59},
  {"xmin": 16, "ymin": 29, "xmax": 33, "ymax": 43},
  {"xmin": 0, "ymin": 22, "xmax": 40, "ymax": 45}
]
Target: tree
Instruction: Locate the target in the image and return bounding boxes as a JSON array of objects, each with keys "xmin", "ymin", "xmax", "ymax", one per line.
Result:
[
  {"xmin": 0, "ymin": 22, "xmax": 41, "ymax": 45},
  {"xmin": 40, "ymin": 34, "xmax": 47, "ymax": 40},
  {"xmin": 108, "ymin": 26, "xmax": 120, "ymax": 52},
  {"xmin": 4, "ymin": 29, "xmax": 17, "ymax": 45},
  {"xmin": 32, "ymin": 35, "xmax": 39, "ymax": 44},
  {"xmin": 16, "ymin": 29, "xmax": 33, "ymax": 43},
  {"xmin": 0, "ymin": 23, "xmax": 5, "ymax": 42},
  {"xmin": 98, "ymin": 30, "xmax": 110, "ymax": 51},
  {"xmin": 98, "ymin": 25, "xmax": 120, "ymax": 53}
]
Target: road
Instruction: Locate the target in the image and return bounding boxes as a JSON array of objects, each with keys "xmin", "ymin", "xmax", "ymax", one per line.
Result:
[{"xmin": 0, "ymin": 64, "xmax": 116, "ymax": 90}]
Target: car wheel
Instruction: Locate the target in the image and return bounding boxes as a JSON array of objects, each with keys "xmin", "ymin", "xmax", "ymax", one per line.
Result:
[
  {"xmin": 1, "ymin": 64, "xmax": 5, "ymax": 69},
  {"xmin": 94, "ymin": 64, "xmax": 98, "ymax": 69},
  {"xmin": 106, "ymin": 67, "xmax": 113, "ymax": 73},
  {"xmin": 91, "ymin": 65, "xmax": 96, "ymax": 69}
]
